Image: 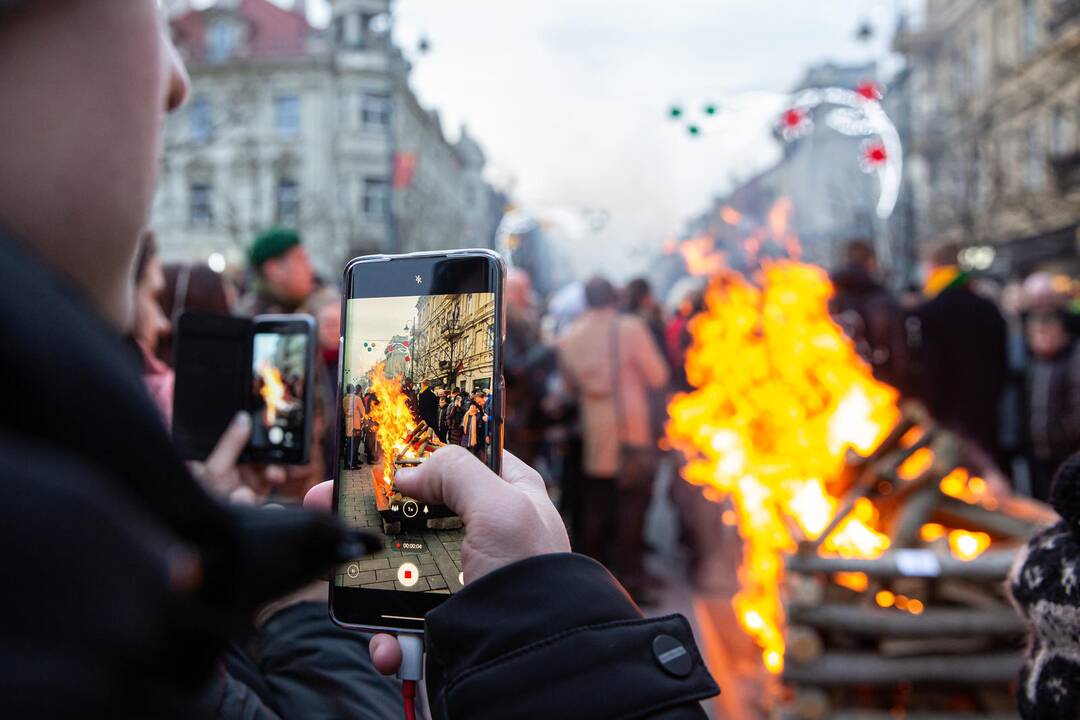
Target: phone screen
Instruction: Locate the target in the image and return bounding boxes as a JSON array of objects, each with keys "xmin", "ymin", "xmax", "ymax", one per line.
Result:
[
  {"xmin": 335, "ymin": 290, "xmax": 496, "ymax": 598},
  {"xmin": 250, "ymin": 329, "xmax": 310, "ymax": 454}
]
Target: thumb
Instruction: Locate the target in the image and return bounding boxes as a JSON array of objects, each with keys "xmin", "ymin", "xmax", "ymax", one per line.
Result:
[{"xmin": 205, "ymin": 411, "xmax": 252, "ymax": 479}]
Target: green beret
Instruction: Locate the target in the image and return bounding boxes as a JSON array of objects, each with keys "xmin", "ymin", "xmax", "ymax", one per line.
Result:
[{"xmin": 249, "ymin": 227, "xmax": 301, "ymax": 268}]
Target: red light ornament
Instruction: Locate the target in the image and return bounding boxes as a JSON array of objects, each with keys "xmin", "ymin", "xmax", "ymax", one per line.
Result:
[
  {"xmin": 859, "ymin": 141, "xmax": 888, "ymax": 173},
  {"xmin": 779, "ymin": 107, "xmax": 812, "ymax": 141},
  {"xmin": 855, "ymin": 81, "xmax": 883, "ymax": 101}
]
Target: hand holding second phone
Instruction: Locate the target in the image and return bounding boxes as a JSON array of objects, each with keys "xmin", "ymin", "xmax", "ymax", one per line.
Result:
[
  {"xmin": 303, "ymin": 446, "xmax": 569, "ymax": 675},
  {"xmin": 189, "ymin": 411, "xmax": 287, "ymax": 504}
]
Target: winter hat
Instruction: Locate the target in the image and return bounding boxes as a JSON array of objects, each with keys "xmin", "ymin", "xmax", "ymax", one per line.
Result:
[
  {"xmin": 1008, "ymin": 453, "xmax": 1080, "ymax": 719},
  {"xmin": 249, "ymin": 227, "xmax": 301, "ymax": 268}
]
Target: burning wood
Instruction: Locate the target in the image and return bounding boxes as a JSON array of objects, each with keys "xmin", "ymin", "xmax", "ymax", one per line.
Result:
[
  {"xmin": 257, "ymin": 361, "xmax": 286, "ymax": 425},
  {"xmin": 664, "ymin": 228, "xmax": 1054, "ymax": 716}
]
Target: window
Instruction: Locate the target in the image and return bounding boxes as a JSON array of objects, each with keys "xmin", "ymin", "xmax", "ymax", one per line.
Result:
[
  {"xmin": 275, "ymin": 95, "xmax": 301, "ymax": 139},
  {"xmin": 1021, "ymin": 0, "xmax": 1040, "ymax": 59},
  {"xmin": 1024, "ymin": 125, "xmax": 1043, "ymax": 190},
  {"xmin": 361, "ymin": 93, "xmax": 391, "ymax": 129},
  {"xmin": 207, "ymin": 21, "xmax": 235, "ymax": 63},
  {"xmin": 1052, "ymin": 107, "xmax": 1071, "ymax": 155},
  {"xmin": 190, "ymin": 183, "xmax": 213, "ymax": 226},
  {"xmin": 276, "ymin": 179, "xmax": 300, "ymax": 226},
  {"xmin": 189, "ymin": 98, "xmax": 212, "ymax": 142},
  {"xmin": 363, "ymin": 178, "xmax": 389, "ymax": 219}
]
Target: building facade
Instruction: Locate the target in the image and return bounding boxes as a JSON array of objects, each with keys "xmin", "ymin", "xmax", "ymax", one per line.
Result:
[
  {"xmin": 895, "ymin": 0, "xmax": 1080, "ymax": 275},
  {"xmin": 411, "ymin": 292, "xmax": 495, "ymax": 392},
  {"xmin": 154, "ymin": 0, "xmax": 502, "ymax": 280}
]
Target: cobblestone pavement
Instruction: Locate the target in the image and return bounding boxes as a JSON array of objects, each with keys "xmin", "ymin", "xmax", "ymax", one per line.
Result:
[{"xmin": 336, "ymin": 463, "xmax": 464, "ymax": 593}]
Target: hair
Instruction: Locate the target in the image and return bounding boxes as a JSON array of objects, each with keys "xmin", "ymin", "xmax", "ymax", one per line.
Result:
[
  {"xmin": 844, "ymin": 238, "xmax": 876, "ymax": 268},
  {"xmin": 133, "ymin": 231, "xmax": 158, "ymax": 286},
  {"xmin": 928, "ymin": 243, "xmax": 960, "ymax": 268},
  {"xmin": 157, "ymin": 263, "xmax": 235, "ymax": 366},
  {"xmin": 584, "ymin": 276, "xmax": 617, "ymax": 309},
  {"xmin": 623, "ymin": 277, "xmax": 652, "ymax": 312}
]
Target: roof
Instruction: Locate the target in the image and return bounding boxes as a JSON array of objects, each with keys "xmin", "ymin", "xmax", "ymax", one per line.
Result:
[{"xmin": 172, "ymin": 0, "xmax": 312, "ymax": 64}]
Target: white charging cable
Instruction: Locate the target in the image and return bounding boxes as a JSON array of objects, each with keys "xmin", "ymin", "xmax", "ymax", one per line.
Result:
[{"xmin": 397, "ymin": 634, "xmax": 425, "ymax": 720}]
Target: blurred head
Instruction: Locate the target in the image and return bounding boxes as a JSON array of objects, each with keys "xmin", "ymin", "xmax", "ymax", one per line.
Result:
[
  {"xmin": 301, "ymin": 288, "xmax": 340, "ymax": 354},
  {"xmin": 251, "ymin": 229, "xmax": 315, "ymax": 304},
  {"xmin": 1027, "ymin": 310, "xmax": 1070, "ymax": 359},
  {"xmin": 472, "ymin": 390, "xmax": 487, "ymax": 407},
  {"xmin": 844, "ymin": 239, "xmax": 878, "ymax": 273},
  {"xmin": 0, "ymin": 0, "xmax": 189, "ymax": 330},
  {"xmin": 132, "ymin": 232, "xmax": 170, "ymax": 354},
  {"xmin": 506, "ymin": 267, "xmax": 534, "ymax": 311},
  {"xmin": 927, "ymin": 243, "xmax": 960, "ymax": 271},
  {"xmin": 584, "ymin": 276, "xmax": 617, "ymax": 310},
  {"xmin": 623, "ymin": 277, "xmax": 655, "ymax": 313}
]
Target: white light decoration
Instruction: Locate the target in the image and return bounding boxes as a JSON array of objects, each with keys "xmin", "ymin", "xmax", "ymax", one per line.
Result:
[
  {"xmin": 207, "ymin": 252, "xmax": 227, "ymax": 273},
  {"xmin": 783, "ymin": 86, "xmax": 903, "ymax": 220}
]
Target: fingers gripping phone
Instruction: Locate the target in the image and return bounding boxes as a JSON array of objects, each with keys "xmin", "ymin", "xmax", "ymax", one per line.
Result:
[
  {"xmin": 173, "ymin": 313, "xmax": 316, "ymax": 465},
  {"xmin": 331, "ymin": 250, "xmax": 505, "ymax": 633}
]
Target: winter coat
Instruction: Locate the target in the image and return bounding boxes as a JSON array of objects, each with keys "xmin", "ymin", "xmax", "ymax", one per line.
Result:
[
  {"xmin": 557, "ymin": 308, "xmax": 669, "ymax": 477},
  {"xmin": 1027, "ymin": 341, "xmax": 1080, "ymax": 466},
  {"xmin": 830, "ymin": 264, "xmax": 909, "ymax": 391}
]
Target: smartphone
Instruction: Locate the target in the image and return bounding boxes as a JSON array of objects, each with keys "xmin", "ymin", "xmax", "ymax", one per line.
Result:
[
  {"xmin": 330, "ymin": 250, "xmax": 505, "ymax": 633},
  {"xmin": 173, "ymin": 313, "xmax": 316, "ymax": 465}
]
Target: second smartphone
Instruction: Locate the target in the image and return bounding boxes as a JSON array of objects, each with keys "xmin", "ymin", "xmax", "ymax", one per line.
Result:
[{"xmin": 330, "ymin": 250, "xmax": 505, "ymax": 634}]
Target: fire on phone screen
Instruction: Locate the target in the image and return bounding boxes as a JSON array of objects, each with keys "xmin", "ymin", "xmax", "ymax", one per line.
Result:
[
  {"xmin": 250, "ymin": 331, "xmax": 309, "ymax": 452},
  {"xmin": 335, "ymin": 291, "xmax": 496, "ymax": 594}
]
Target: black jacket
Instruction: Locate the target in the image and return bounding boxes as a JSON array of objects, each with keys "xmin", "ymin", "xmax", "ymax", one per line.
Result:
[
  {"xmin": 0, "ymin": 232, "xmax": 718, "ymax": 718},
  {"xmin": 830, "ymin": 265, "xmax": 909, "ymax": 391},
  {"xmin": 912, "ymin": 282, "xmax": 1008, "ymax": 457}
]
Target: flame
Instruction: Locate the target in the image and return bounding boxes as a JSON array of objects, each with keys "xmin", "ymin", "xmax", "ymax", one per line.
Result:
[
  {"xmin": 678, "ymin": 235, "xmax": 727, "ymax": 277},
  {"xmin": 948, "ymin": 530, "xmax": 991, "ymax": 562},
  {"xmin": 258, "ymin": 362, "xmax": 286, "ymax": 426},
  {"xmin": 666, "ymin": 246, "xmax": 901, "ymax": 673},
  {"xmin": 366, "ymin": 363, "xmax": 417, "ymax": 484},
  {"xmin": 720, "ymin": 207, "xmax": 743, "ymax": 225}
]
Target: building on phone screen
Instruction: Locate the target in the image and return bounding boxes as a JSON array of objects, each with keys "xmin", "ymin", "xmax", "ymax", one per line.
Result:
[{"xmin": 410, "ymin": 294, "xmax": 495, "ymax": 393}]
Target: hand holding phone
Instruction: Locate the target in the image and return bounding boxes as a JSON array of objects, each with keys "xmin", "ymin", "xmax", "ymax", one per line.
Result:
[{"xmin": 306, "ymin": 447, "xmax": 570, "ymax": 674}]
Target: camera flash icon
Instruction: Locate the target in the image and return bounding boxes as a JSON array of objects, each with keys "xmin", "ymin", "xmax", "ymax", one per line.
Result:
[{"xmin": 414, "ymin": 275, "xmax": 422, "ymax": 285}]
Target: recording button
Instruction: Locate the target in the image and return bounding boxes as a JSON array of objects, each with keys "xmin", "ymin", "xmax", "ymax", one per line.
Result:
[
  {"xmin": 346, "ymin": 563, "xmax": 360, "ymax": 579},
  {"xmin": 398, "ymin": 562, "xmax": 420, "ymax": 587}
]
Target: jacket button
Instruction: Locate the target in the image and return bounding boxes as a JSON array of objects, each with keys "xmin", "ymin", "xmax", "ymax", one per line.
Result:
[{"xmin": 652, "ymin": 634, "xmax": 692, "ymax": 677}]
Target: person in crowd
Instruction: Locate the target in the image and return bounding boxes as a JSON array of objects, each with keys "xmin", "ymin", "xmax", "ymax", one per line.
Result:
[
  {"xmin": 830, "ymin": 239, "xmax": 909, "ymax": 391},
  {"xmin": 237, "ymin": 227, "xmax": 317, "ymax": 316},
  {"xmin": 0, "ymin": 2, "xmax": 719, "ymax": 716},
  {"xmin": 557, "ymin": 276, "xmax": 670, "ymax": 601},
  {"xmin": 342, "ymin": 384, "xmax": 358, "ymax": 469},
  {"xmin": 445, "ymin": 388, "xmax": 467, "ymax": 447},
  {"xmin": 504, "ymin": 267, "xmax": 552, "ymax": 466},
  {"xmin": 362, "ymin": 387, "xmax": 381, "ymax": 463},
  {"xmin": 462, "ymin": 389, "xmax": 489, "ymax": 462},
  {"xmin": 624, "ymin": 277, "xmax": 672, "ymax": 451},
  {"xmin": 1021, "ymin": 284, "xmax": 1080, "ymax": 502},
  {"xmin": 157, "ymin": 261, "xmax": 236, "ymax": 366},
  {"xmin": 418, "ymin": 379, "xmax": 440, "ymax": 434},
  {"xmin": 130, "ymin": 231, "xmax": 175, "ymax": 424},
  {"xmin": 911, "ymin": 244, "xmax": 1008, "ymax": 462},
  {"xmin": 1008, "ymin": 453, "xmax": 1080, "ymax": 719},
  {"xmin": 665, "ymin": 284, "xmax": 706, "ymax": 393},
  {"xmin": 436, "ymin": 392, "xmax": 450, "ymax": 443}
]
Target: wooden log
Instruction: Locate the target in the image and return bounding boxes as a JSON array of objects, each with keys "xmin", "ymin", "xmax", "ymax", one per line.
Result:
[
  {"xmin": 786, "ymin": 549, "xmax": 1016, "ymax": 580},
  {"xmin": 782, "ymin": 689, "xmax": 830, "ymax": 720},
  {"xmin": 935, "ymin": 498, "xmax": 1044, "ymax": 539},
  {"xmin": 878, "ymin": 636, "xmax": 995, "ymax": 658},
  {"xmin": 786, "ymin": 604, "xmax": 1025, "ymax": 637},
  {"xmin": 891, "ymin": 486, "xmax": 940, "ymax": 546},
  {"xmin": 782, "ymin": 651, "xmax": 1020, "ymax": 685},
  {"xmin": 785, "ymin": 571, "xmax": 826, "ymax": 608},
  {"xmin": 786, "ymin": 625, "xmax": 824, "ymax": 663},
  {"xmin": 938, "ymin": 578, "xmax": 1009, "ymax": 609}
]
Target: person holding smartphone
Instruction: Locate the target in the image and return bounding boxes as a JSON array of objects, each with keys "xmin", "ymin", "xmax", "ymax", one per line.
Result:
[{"xmin": 0, "ymin": 2, "xmax": 717, "ymax": 717}]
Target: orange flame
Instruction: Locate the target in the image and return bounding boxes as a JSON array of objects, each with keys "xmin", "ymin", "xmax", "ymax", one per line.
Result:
[
  {"xmin": 720, "ymin": 207, "xmax": 743, "ymax": 225},
  {"xmin": 366, "ymin": 363, "xmax": 417, "ymax": 484},
  {"xmin": 666, "ymin": 256, "xmax": 900, "ymax": 673},
  {"xmin": 678, "ymin": 235, "xmax": 727, "ymax": 277},
  {"xmin": 258, "ymin": 362, "xmax": 286, "ymax": 426},
  {"xmin": 948, "ymin": 530, "xmax": 991, "ymax": 562}
]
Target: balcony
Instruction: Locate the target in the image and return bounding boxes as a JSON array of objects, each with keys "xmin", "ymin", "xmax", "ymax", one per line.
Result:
[
  {"xmin": 1049, "ymin": 0, "xmax": 1080, "ymax": 33},
  {"xmin": 1050, "ymin": 150, "xmax": 1080, "ymax": 192}
]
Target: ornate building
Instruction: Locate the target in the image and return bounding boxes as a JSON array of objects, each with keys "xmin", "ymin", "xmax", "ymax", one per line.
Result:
[
  {"xmin": 410, "ymin": 292, "xmax": 495, "ymax": 392},
  {"xmin": 895, "ymin": 0, "xmax": 1080, "ymax": 275},
  {"xmin": 154, "ymin": 0, "xmax": 502, "ymax": 279}
]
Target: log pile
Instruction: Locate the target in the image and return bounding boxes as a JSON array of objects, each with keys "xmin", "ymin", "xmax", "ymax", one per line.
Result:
[{"xmin": 776, "ymin": 406, "xmax": 1057, "ymax": 720}]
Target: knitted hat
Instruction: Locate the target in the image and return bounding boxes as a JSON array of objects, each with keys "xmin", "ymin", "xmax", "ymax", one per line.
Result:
[
  {"xmin": 249, "ymin": 228, "xmax": 301, "ymax": 268},
  {"xmin": 1008, "ymin": 453, "xmax": 1080, "ymax": 718}
]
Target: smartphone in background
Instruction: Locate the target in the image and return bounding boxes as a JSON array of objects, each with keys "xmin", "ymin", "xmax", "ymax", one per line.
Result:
[
  {"xmin": 173, "ymin": 313, "xmax": 315, "ymax": 465},
  {"xmin": 330, "ymin": 250, "xmax": 505, "ymax": 634}
]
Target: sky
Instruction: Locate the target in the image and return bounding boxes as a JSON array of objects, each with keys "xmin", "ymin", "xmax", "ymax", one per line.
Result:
[
  {"xmin": 262, "ymin": 0, "xmax": 914, "ymax": 276},
  {"xmin": 344, "ymin": 295, "xmax": 420, "ymax": 379}
]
